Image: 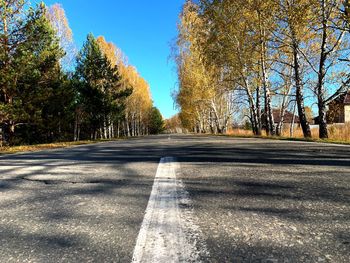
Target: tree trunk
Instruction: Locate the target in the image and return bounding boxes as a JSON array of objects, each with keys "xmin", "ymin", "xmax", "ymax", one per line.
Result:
[
  {"xmin": 317, "ymin": 2, "xmax": 329, "ymax": 139},
  {"xmin": 318, "ymin": 96, "xmax": 328, "ymax": 138},
  {"xmin": 290, "ymin": 100, "xmax": 297, "ymax": 137},
  {"xmin": 126, "ymin": 120, "xmax": 131, "ymax": 137},
  {"xmin": 263, "ymin": 80, "xmax": 275, "ymax": 136},
  {"xmin": 111, "ymin": 121, "xmax": 114, "ymax": 138},
  {"xmin": 211, "ymin": 100, "xmax": 223, "ymax": 134},
  {"xmin": 276, "ymin": 107, "xmax": 287, "ymax": 137},
  {"xmin": 258, "ymin": 11, "xmax": 275, "ymax": 136},
  {"xmin": 74, "ymin": 114, "xmax": 78, "ymax": 141},
  {"xmin": 256, "ymin": 87, "xmax": 262, "ymax": 136},
  {"xmin": 291, "ymin": 38, "xmax": 312, "ymax": 138},
  {"xmin": 276, "ymin": 79, "xmax": 292, "ymax": 136},
  {"xmin": 77, "ymin": 124, "xmax": 80, "ymax": 141},
  {"xmin": 117, "ymin": 120, "xmax": 120, "ymax": 138},
  {"xmin": 103, "ymin": 118, "xmax": 107, "ymax": 139},
  {"xmin": 246, "ymin": 89, "xmax": 259, "ymax": 136},
  {"xmin": 6, "ymin": 96, "xmax": 15, "ymax": 143},
  {"xmin": 122, "ymin": 121, "xmax": 127, "ymax": 137}
]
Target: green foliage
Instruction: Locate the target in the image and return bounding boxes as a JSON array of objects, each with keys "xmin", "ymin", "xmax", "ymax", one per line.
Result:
[
  {"xmin": 74, "ymin": 33, "xmax": 131, "ymax": 139},
  {"xmin": 243, "ymin": 120, "xmax": 252, "ymax": 131},
  {"xmin": 0, "ymin": 2, "xmax": 155, "ymax": 146},
  {"xmin": 1, "ymin": 2, "xmax": 66, "ymax": 144},
  {"xmin": 149, "ymin": 107, "xmax": 164, "ymax": 134}
]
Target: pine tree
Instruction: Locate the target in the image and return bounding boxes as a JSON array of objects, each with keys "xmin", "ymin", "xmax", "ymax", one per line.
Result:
[
  {"xmin": 74, "ymin": 33, "xmax": 131, "ymax": 140},
  {"xmin": 149, "ymin": 107, "xmax": 164, "ymax": 134},
  {"xmin": 0, "ymin": 0, "xmax": 27, "ymax": 142},
  {"xmin": 0, "ymin": 2, "xmax": 65, "ymax": 144}
]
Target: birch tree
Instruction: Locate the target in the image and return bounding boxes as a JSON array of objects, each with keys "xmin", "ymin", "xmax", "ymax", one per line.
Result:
[
  {"xmin": 273, "ymin": 0, "xmax": 315, "ymax": 138},
  {"xmin": 46, "ymin": 3, "xmax": 76, "ymax": 71},
  {"xmin": 175, "ymin": 0, "xmax": 234, "ymax": 133},
  {"xmin": 310, "ymin": 0, "xmax": 350, "ymax": 138}
]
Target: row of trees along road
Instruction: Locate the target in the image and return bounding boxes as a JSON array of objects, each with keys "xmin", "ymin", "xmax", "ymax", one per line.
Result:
[
  {"xmin": 174, "ymin": 0, "xmax": 350, "ymax": 138},
  {"xmin": 0, "ymin": 1, "xmax": 164, "ymax": 146}
]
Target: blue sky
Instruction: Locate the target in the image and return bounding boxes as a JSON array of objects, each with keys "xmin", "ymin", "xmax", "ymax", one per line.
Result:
[{"xmin": 42, "ymin": 0, "xmax": 183, "ymax": 119}]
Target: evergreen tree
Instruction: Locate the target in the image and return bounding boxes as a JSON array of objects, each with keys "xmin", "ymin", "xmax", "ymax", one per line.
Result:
[
  {"xmin": 149, "ymin": 107, "xmax": 164, "ymax": 134},
  {"xmin": 0, "ymin": 2, "xmax": 154, "ymax": 145},
  {"xmin": 74, "ymin": 33, "xmax": 131, "ymax": 140},
  {"xmin": 0, "ymin": 0, "xmax": 27, "ymax": 142},
  {"xmin": 0, "ymin": 2, "xmax": 65, "ymax": 144}
]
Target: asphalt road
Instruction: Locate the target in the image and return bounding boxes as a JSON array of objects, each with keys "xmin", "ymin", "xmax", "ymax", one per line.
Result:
[{"xmin": 0, "ymin": 134, "xmax": 349, "ymax": 263}]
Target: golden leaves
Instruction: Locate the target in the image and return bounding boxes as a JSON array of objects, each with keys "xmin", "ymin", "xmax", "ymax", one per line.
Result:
[
  {"xmin": 47, "ymin": 4, "xmax": 73, "ymax": 42},
  {"xmin": 96, "ymin": 35, "xmax": 153, "ymax": 122}
]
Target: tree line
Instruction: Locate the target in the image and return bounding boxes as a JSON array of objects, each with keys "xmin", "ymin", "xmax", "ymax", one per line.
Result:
[
  {"xmin": 0, "ymin": 1, "xmax": 164, "ymax": 146},
  {"xmin": 174, "ymin": 0, "xmax": 350, "ymax": 138}
]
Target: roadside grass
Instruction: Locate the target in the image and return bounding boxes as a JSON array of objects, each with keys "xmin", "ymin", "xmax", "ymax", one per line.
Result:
[
  {"xmin": 0, "ymin": 138, "xmax": 123, "ymax": 155},
  {"xmin": 1, "ymin": 125, "xmax": 349, "ymax": 155},
  {"xmin": 258, "ymin": 135, "xmax": 350, "ymax": 145},
  {"xmin": 328, "ymin": 123, "xmax": 350, "ymax": 142},
  {"xmin": 225, "ymin": 125, "xmax": 350, "ymax": 145}
]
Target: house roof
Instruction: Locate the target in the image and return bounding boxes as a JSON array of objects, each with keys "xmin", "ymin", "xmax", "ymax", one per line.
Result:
[
  {"xmin": 272, "ymin": 109, "xmax": 300, "ymax": 124},
  {"xmin": 344, "ymin": 91, "xmax": 350, "ymax": 105},
  {"xmin": 329, "ymin": 89, "xmax": 350, "ymax": 105},
  {"xmin": 262, "ymin": 109, "xmax": 300, "ymax": 124}
]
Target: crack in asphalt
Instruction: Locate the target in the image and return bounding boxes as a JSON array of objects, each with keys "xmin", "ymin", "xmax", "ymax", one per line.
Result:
[{"xmin": 5, "ymin": 177, "xmax": 126, "ymax": 185}]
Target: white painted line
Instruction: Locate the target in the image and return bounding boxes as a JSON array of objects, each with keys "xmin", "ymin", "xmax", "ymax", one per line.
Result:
[{"xmin": 132, "ymin": 157, "xmax": 208, "ymax": 263}]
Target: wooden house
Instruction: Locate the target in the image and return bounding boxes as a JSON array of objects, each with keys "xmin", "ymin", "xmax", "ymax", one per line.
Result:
[{"xmin": 326, "ymin": 90, "xmax": 350, "ymax": 124}]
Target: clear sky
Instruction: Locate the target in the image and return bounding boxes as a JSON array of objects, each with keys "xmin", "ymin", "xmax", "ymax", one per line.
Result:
[{"xmin": 42, "ymin": 0, "xmax": 183, "ymax": 119}]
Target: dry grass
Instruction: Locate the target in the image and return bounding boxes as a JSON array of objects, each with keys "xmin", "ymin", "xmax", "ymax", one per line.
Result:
[
  {"xmin": 227, "ymin": 124, "xmax": 350, "ymax": 145},
  {"xmin": 0, "ymin": 140, "xmax": 106, "ymax": 155},
  {"xmin": 1, "ymin": 125, "xmax": 349, "ymax": 154},
  {"xmin": 226, "ymin": 128, "xmax": 254, "ymax": 137},
  {"xmin": 281, "ymin": 125, "xmax": 319, "ymax": 138},
  {"xmin": 282, "ymin": 123, "xmax": 350, "ymax": 143},
  {"xmin": 328, "ymin": 123, "xmax": 350, "ymax": 142}
]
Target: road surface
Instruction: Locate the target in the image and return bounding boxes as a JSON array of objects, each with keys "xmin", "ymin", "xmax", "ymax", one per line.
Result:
[{"xmin": 0, "ymin": 134, "xmax": 349, "ymax": 262}]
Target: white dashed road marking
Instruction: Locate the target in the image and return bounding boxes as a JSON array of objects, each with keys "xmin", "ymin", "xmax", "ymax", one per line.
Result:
[{"xmin": 132, "ymin": 157, "xmax": 208, "ymax": 263}]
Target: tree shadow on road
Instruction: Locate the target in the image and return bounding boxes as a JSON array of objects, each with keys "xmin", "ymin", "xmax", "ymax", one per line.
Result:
[{"xmin": 0, "ymin": 136, "xmax": 349, "ymax": 262}]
